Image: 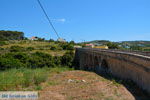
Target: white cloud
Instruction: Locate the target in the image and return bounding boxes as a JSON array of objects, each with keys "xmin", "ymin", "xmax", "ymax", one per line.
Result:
[{"xmin": 51, "ymin": 18, "xmax": 66, "ymax": 23}]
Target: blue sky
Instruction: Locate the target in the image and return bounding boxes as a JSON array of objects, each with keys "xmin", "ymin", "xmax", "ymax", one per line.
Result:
[{"xmin": 0, "ymin": 0, "xmax": 150, "ymax": 42}]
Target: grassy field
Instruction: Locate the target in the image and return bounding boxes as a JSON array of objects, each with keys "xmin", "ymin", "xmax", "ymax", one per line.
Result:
[{"xmin": 0, "ymin": 67, "xmax": 74, "ymax": 91}]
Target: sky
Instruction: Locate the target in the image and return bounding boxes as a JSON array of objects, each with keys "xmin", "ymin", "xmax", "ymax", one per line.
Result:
[{"xmin": 0, "ymin": 0, "xmax": 150, "ymax": 42}]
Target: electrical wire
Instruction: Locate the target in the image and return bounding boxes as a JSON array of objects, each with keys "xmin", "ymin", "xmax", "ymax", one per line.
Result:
[{"xmin": 36, "ymin": 0, "xmax": 60, "ymax": 38}]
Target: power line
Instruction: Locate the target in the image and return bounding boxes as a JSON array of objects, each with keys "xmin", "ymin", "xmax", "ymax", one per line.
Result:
[{"xmin": 36, "ymin": 0, "xmax": 60, "ymax": 38}]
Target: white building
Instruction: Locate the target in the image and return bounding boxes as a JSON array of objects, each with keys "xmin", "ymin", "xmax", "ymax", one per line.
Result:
[{"xmin": 57, "ymin": 38, "xmax": 66, "ymax": 42}]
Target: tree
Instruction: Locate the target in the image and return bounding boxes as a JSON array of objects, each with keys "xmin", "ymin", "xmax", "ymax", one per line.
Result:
[
  {"xmin": 69, "ymin": 41, "xmax": 75, "ymax": 44},
  {"xmin": 0, "ymin": 30, "xmax": 24, "ymax": 41},
  {"xmin": 106, "ymin": 42, "xmax": 119, "ymax": 49},
  {"xmin": 61, "ymin": 43, "xmax": 74, "ymax": 50},
  {"xmin": 49, "ymin": 39, "xmax": 55, "ymax": 42},
  {"xmin": 130, "ymin": 46, "xmax": 142, "ymax": 51}
]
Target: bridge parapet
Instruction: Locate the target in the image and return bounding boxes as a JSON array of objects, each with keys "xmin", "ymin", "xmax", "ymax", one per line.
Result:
[{"xmin": 74, "ymin": 48, "xmax": 150, "ymax": 94}]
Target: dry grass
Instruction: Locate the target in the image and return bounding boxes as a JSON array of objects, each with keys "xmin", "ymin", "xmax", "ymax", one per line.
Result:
[
  {"xmin": 39, "ymin": 71, "xmax": 137, "ymax": 100},
  {"xmin": 0, "ymin": 40, "xmax": 67, "ymax": 56},
  {"xmin": 1, "ymin": 40, "xmax": 55, "ymax": 48},
  {"xmin": 31, "ymin": 50, "xmax": 66, "ymax": 56}
]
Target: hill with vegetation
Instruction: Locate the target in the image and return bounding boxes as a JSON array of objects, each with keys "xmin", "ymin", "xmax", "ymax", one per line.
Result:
[
  {"xmin": 0, "ymin": 31, "xmax": 76, "ymax": 91},
  {"xmin": 85, "ymin": 40, "xmax": 110, "ymax": 45},
  {"xmin": 83, "ymin": 40, "xmax": 150, "ymax": 51},
  {"xmin": 0, "ymin": 40, "xmax": 75, "ymax": 70},
  {"xmin": 0, "ymin": 30, "xmax": 24, "ymax": 41},
  {"xmin": 85, "ymin": 40, "xmax": 150, "ymax": 47}
]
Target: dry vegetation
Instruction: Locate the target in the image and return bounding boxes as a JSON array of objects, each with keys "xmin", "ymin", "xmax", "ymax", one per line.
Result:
[
  {"xmin": 0, "ymin": 40, "xmax": 67, "ymax": 56},
  {"xmin": 39, "ymin": 71, "xmax": 149, "ymax": 100}
]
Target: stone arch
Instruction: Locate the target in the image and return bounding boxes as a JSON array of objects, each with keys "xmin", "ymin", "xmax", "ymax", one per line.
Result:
[
  {"xmin": 94, "ymin": 56, "xmax": 99, "ymax": 66},
  {"xmin": 94, "ymin": 56, "xmax": 100, "ymax": 72},
  {"xmin": 101, "ymin": 59, "xmax": 109, "ymax": 73}
]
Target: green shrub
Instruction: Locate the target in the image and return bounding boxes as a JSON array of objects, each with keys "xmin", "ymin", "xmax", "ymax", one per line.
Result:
[
  {"xmin": 28, "ymin": 56, "xmax": 45, "ymax": 68},
  {"xmin": 50, "ymin": 45, "xmax": 57, "ymax": 50},
  {"xmin": 26, "ymin": 47, "xmax": 35, "ymax": 51},
  {"xmin": 10, "ymin": 46, "xmax": 25, "ymax": 52},
  {"xmin": 0, "ymin": 41, "xmax": 7, "ymax": 46},
  {"xmin": 60, "ymin": 43, "xmax": 74, "ymax": 50},
  {"xmin": 50, "ymin": 45, "xmax": 63, "ymax": 50},
  {"xmin": 35, "ymin": 85, "xmax": 42, "ymax": 90},
  {"xmin": 28, "ymin": 52, "xmax": 55, "ymax": 68},
  {"xmin": 106, "ymin": 42, "xmax": 119, "ymax": 49},
  {"xmin": 61, "ymin": 51, "xmax": 74, "ymax": 66},
  {"xmin": 54, "ymin": 56, "xmax": 61, "ymax": 65},
  {"xmin": 0, "ymin": 57, "xmax": 25, "ymax": 70},
  {"xmin": 3, "ymin": 52, "xmax": 29, "ymax": 64},
  {"xmin": 0, "ymin": 51, "xmax": 59, "ymax": 69},
  {"xmin": 66, "ymin": 44, "xmax": 74, "ymax": 50},
  {"xmin": 0, "ymin": 49, "xmax": 75, "ymax": 70}
]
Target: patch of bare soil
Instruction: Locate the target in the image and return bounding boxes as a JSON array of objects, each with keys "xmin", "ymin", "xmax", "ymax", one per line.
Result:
[{"xmin": 39, "ymin": 71, "xmax": 146, "ymax": 100}]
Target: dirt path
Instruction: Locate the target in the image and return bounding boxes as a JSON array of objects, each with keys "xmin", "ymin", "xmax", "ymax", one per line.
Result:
[{"xmin": 39, "ymin": 71, "xmax": 148, "ymax": 100}]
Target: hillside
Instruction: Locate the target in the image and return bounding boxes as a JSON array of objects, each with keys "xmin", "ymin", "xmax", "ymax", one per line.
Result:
[
  {"xmin": 119, "ymin": 41, "xmax": 150, "ymax": 47},
  {"xmin": 84, "ymin": 40, "xmax": 150, "ymax": 47},
  {"xmin": 0, "ymin": 40, "xmax": 75, "ymax": 56},
  {"xmin": 85, "ymin": 40, "xmax": 110, "ymax": 45}
]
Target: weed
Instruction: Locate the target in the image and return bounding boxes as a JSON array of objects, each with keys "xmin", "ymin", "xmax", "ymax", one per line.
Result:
[
  {"xmin": 35, "ymin": 85, "xmax": 42, "ymax": 90},
  {"xmin": 0, "ymin": 67, "xmax": 73, "ymax": 91}
]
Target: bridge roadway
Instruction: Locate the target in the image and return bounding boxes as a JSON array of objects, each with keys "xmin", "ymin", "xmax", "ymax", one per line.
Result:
[{"xmin": 74, "ymin": 48, "xmax": 150, "ymax": 94}]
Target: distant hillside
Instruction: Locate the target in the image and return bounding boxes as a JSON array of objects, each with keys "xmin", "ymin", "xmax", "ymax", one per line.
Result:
[
  {"xmin": 84, "ymin": 40, "xmax": 150, "ymax": 47},
  {"xmin": 84, "ymin": 40, "xmax": 110, "ymax": 45},
  {"xmin": 118, "ymin": 41, "xmax": 150, "ymax": 47},
  {"xmin": 0, "ymin": 30, "xmax": 24, "ymax": 41}
]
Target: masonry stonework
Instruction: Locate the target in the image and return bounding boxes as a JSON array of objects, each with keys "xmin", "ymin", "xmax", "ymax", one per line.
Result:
[{"xmin": 74, "ymin": 48, "xmax": 150, "ymax": 93}]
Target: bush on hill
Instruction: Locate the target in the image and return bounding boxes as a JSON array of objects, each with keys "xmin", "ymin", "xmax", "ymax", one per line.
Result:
[
  {"xmin": 61, "ymin": 51, "xmax": 74, "ymax": 67},
  {"xmin": 10, "ymin": 46, "xmax": 26, "ymax": 52},
  {"xmin": 60, "ymin": 43, "xmax": 74, "ymax": 50},
  {"xmin": 26, "ymin": 47, "xmax": 35, "ymax": 51},
  {"xmin": 0, "ymin": 41, "xmax": 7, "ymax": 46},
  {"xmin": 0, "ymin": 56, "xmax": 25, "ymax": 70}
]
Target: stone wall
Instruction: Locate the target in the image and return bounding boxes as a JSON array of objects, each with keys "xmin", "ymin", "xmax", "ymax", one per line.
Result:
[{"xmin": 74, "ymin": 48, "xmax": 150, "ymax": 93}]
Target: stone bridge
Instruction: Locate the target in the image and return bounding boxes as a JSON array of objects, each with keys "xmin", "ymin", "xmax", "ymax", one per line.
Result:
[{"xmin": 74, "ymin": 48, "xmax": 150, "ymax": 93}]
